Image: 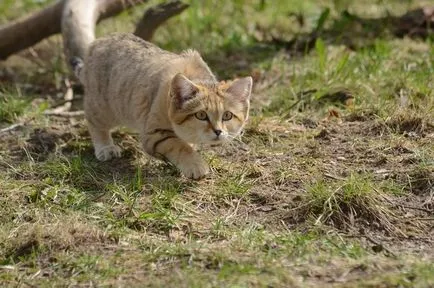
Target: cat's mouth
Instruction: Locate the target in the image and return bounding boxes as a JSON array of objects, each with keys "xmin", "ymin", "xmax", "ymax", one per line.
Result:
[
  {"xmin": 207, "ymin": 137, "xmax": 224, "ymax": 146},
  {"xmin": 198, "ymin": 135, "xmax": 228, "ymax": 145},
  {"xmin": 214, "ymin": 135, "xmax": 228, "ymax": 143}
]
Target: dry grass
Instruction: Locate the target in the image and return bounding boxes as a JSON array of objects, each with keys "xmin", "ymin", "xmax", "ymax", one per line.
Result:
[{"xmin": 296, "ymin": 174, "xmax": 405, "ymax": 235}]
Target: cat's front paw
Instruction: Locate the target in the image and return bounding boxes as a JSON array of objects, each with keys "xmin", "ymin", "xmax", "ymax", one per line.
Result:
[
  {"xmin": 178, "ymin": 156, "xmax": 210, "ymax": 180},
  {"xmin": 95, "ymin": 145, "xmax": 122, "ymax": 161}
]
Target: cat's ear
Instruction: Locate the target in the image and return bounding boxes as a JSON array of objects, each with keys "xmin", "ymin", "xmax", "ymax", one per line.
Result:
[
  {"xmin": 170, "ymin": 73, "xmax": 199, "ymax": 108},
  {"xmin": 226, "ymin": 77, "xmax": 252, "ymax": 102}
]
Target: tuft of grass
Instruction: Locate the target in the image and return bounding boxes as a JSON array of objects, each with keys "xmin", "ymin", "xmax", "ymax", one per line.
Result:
[
  {"xmin": 37, "ymin": 156, "xmax": 104, "ymax": 192},
  {"xmin": 1, "ymin": 217, "xmax": 110, "ymax": 264},
  {"xmin": 0, "ymin": 88, "xmax": 29, "ymax": 123},
  {"xmin": 118, "ymin": 176, "xmax": 187, "ymax": 233},
  {"xmin": 384, "ymin": 112, "xmax": 429, "ymax": 135},
  {"xmin": 404, "ymin": 164, "xmax": 434, "ymax": 195},
  {"xmin": 301, "ymin": 174, "xmax": 402, "ymax": 234}
]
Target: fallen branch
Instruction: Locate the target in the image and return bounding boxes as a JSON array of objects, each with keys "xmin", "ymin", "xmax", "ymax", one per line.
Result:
[
  {"xmin": 1, "ymin": 0, "xmax": 150, "ymax": 59},
  {"xmin": 0, "ymin": 0, "xmax": 188, "ymax": 60},
  {"xmin": 44, "ymin": 110, "xmax": 85, "ymax": 117}
]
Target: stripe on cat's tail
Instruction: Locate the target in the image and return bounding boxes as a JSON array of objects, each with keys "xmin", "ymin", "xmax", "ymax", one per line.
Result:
[{"xmin": 70, "ymin": 56, "xmax": 85, "ymax": 84}]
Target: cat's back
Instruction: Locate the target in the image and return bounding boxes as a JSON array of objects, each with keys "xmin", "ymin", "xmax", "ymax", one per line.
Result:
[{"xmin": 86, "ymin": 33, "xmax": 174, "ymax": 67}]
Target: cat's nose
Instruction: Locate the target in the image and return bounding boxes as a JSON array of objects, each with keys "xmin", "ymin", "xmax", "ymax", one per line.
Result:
[{"xmin": 214, "ymin": 129, "xmax": 222, "ymax": 136}]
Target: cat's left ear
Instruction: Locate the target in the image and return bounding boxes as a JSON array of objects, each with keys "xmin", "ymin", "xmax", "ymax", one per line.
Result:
[
  {"xmin": 171, "ymin": 73, "xmax": 199, "ymax": 108},
  {"xmin": 226, "ymin": 77, "xmax": 253, "ymax": 102}
]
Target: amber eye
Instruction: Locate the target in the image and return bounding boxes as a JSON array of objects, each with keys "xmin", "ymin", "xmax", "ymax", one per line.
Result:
[
  {"xmin": 195, "ymin": 111, "xmax": 208, "ymax": 121},
  {"xmin": 222, "ymin": 111, "xmax": 233, "ymax": 121}
]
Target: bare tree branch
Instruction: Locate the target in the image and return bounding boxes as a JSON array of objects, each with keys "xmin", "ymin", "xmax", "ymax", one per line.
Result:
[
  {"xmin": 0, "ymin": 0, "xmax": 150, "ymax": 60},
  {"xmin": 134, "ymin": 0, "xmax": 189, "ymax": 41}
]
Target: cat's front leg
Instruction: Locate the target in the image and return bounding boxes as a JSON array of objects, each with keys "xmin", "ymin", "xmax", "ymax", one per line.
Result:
[
  {"xmin": 175, "ymin": 149, "xmax": 210, "ymax": 180},
  {"xmin": 142, "ymin": 130, "xmax": 209, "ymax": 179},
  {"xmin": 87, "ymin": 122, "xmax": 122, "ymax": 161}
]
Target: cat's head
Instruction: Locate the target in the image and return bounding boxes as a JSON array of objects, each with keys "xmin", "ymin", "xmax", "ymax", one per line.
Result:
[{"xmin": 168, "ymin": 73, "xmax": 252, "ymax": 145}]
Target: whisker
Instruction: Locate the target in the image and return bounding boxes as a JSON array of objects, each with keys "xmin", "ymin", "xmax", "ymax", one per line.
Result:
[
  {"xmin": 226, "ymin": 134, "xmax": 250, "ymax": 151},
  {"xmin": 227, "ymin": 134, "xmax": 244, "ymax": 143}
]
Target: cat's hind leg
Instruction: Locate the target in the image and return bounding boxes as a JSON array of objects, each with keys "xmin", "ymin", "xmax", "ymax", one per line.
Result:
[{"xmin": 87, "ymin": 122, "xmax": 121, "ymax": 161}]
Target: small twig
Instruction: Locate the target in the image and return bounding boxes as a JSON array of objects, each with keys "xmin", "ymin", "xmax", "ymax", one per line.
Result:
[
  {"xmin": 44, "ymin": 110, "xmax": 85, "ymax": 117},
  {"xmin": 281, "ymin": 88, "xmax": 318, "ymax": 118},
  {"xmin": 314, "ymin": 186, "xmax": 341, "ymax": 225},
  {"xmin": 0, "ymin": 117, "xmax": 33, "ymax": 136},
  {"xmin": 365, "ymin": 234, "xmax": 397, "ymax": 257},
  {"xmin": 286, "ymin": 99, "xmax": 301, "ymax": 111},
  {"xmin": 0, "ymin": 159, "xmax": 24, "ymax": 177},
  {"xmin": 254, "ymin": 74, "xmax": 283, "ymax": 92},
  {"xmin": 224, "ymin": 198, "xmax": 243, "ymax": 222},
  {"xmin": 411, "ymin": 217, "xmax": 434, "ymax": 221},
  {"xmin": 324, "ymin": 173, "xmax": 345, "ymax": 181},
  {"xmin": 22, "ymin": 281, "xmax": 38, "ymax": 288},
  {"xmin": 345, "ymin": 234, "xmax": 397, "ymax": 257},
  {"xmin": 0, "ymin": 123, "xmax": 24, "ymax": 134},
  {"xmin": 399, "ymin": 204, "xmax": 433, "ymax": 214}
]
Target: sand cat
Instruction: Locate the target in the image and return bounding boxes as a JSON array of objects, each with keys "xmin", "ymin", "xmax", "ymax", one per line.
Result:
[{"xmin": 72, "ymin": 33, "xmax": 252, "ymax": 179}]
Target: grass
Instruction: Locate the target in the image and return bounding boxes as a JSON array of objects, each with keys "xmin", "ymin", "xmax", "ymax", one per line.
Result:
[
  {"xmin": 1, "ymin": 0, "xmax": 434, "ymax": 287},
  {"xmin": 0, "ymin": 87, "xmax": 30, "ymax": 123},
  {"xmin": 302, "ymin": 174, "xmax": 404, "ymax": 235}
]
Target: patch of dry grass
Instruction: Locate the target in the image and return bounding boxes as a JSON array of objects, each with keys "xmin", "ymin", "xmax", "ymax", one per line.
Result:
[{"xmin": 295, "ymin": 174, "xmax": 407, "ymax": 236}]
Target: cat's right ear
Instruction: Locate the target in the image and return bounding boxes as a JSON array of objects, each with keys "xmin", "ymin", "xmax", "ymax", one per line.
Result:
[
  {"xmin": 226, "ymin": 77, "xmax": 253, "ymax": 103},
  {"xmin": 170, "ymin": 73, "xmax": 199, "ymax": 109}
]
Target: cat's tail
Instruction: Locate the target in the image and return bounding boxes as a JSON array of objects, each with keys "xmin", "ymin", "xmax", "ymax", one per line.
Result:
[{"xmin": 70, "ymin": 56, "xmax": 85, "ymax": 84}]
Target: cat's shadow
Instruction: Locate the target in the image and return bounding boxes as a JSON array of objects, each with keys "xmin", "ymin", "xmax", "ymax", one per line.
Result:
[
  {"xmin": 65, "ymin": 138, "xmax": 186, "ymax": 195},
  {"xmin": 22, "ymin": 127, "xmax": 193, "ymax": 206}
]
